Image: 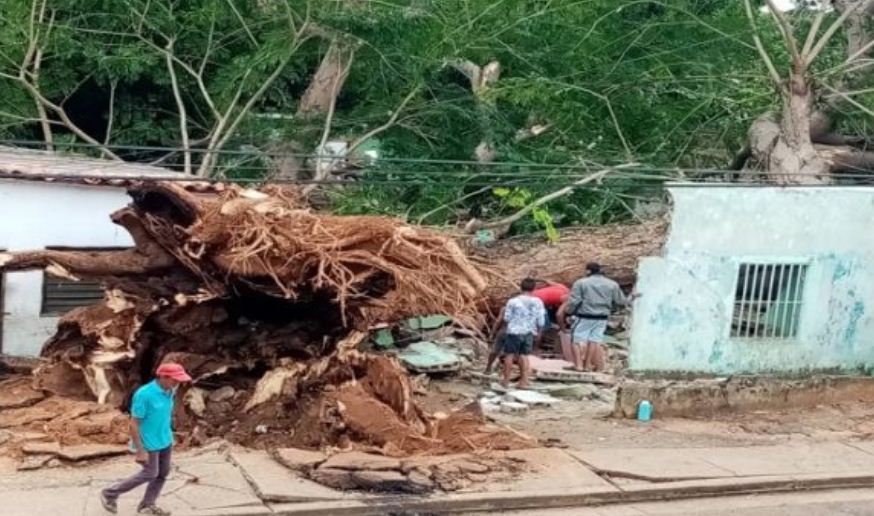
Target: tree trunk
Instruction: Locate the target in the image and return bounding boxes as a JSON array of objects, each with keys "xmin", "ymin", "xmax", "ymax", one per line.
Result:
[{"xmin": 297, "ymin": 42, "xmax": 355, "ymax": 116}]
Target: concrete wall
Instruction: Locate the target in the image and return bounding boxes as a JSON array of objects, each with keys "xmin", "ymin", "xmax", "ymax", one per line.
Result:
[
  {"xmin": 630, "ymin": 186, "xmax": 874, "ymax": 374},
  {"xmin": 0, "ymin": 180, "xmax": 132, "ymax": 356}
]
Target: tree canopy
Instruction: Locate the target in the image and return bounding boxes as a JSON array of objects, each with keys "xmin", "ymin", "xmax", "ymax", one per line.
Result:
[{"xmin": 0, "ymin": 0, "xmax": 871, "ymax": 236}]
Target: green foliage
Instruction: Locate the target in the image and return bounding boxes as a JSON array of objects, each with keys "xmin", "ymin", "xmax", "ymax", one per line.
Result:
[{"xmin": 0, "ymin": 0, "xmax": 870, "ymax": 237}]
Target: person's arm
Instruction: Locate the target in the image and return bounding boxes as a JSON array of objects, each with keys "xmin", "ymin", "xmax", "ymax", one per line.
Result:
[
  {"xmin": 129, "ymin": 390, "xmax": 149, "ymax": 464},
  {"xmin": 489, "ymin": 307, "xmax": 506, "ymax": 339},
  {"xmin": 536, "ymin": 302, "xmax": 547, "ymax": 334},
  {"xmin": 556, "ymin": 301, "xmax": 569, "ymax": 331},
  {"xmin": 612, "ymin": 284, "xmax": 628, "ymax": 312},
  {"xmin": 566, "ymin": 281, "xmax": 583, "ymax": 315},
  {"xmin": 130, "ymin": 418, "xmax": 148, "ymax": 464}
]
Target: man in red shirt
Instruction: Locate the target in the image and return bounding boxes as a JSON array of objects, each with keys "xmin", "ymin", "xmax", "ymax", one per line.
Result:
[{"xmin": 531, "ymin": 282, "xmax": 570, "ymax": 328}]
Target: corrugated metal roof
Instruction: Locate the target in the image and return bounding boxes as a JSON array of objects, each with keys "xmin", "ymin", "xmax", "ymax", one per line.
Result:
[{"xmin": 0, "ymin": 147, "xmax": 224, "ymax": 193}]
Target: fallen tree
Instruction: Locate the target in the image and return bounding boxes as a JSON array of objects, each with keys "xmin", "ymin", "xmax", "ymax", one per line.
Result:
[{"xmin": 0, "ymin": 181, "xmax": 524, "ymax": 454}]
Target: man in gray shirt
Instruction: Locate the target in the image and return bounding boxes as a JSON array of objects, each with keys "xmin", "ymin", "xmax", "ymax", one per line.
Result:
[{"xmin": 565, "ymin": 262, "xmax": 626, "ymax": 372}]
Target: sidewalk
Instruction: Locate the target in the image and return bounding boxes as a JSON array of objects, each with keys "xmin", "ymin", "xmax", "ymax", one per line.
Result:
[{"xmin": 4, "ymin": 441, "xmax": 874, "ymax": 515}]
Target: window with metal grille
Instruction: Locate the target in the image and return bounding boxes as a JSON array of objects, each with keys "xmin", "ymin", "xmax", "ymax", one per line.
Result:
[
  {"xmin": 41, "ymin": 274, "xmax": 104, "ymax": 316},
  {"xmin": 39, "ymin": 246, "xmax": 122, "ymax": 316},
  {"xmin": 731, "ymin": 262, "xmax": 808, "ymax": 339}
]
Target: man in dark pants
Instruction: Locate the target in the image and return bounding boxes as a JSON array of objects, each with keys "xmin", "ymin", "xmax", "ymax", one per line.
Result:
[{"xmin": 101, "ymin": 363, "xmax": 192, "ymax": 515}]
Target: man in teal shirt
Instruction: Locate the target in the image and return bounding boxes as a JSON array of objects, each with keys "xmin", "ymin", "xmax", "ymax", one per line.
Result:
[{"xmin": 101, "ymin": 363, "xmax": 191, "ymax": 515}]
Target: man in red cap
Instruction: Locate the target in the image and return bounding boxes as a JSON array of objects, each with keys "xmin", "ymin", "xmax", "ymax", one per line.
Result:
[{"xmin": 101, "ymin": 363, "xmax": 191, "ymax": 515}]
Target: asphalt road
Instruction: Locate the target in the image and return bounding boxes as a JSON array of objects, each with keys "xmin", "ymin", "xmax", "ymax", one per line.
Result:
[{"xmin": 492, "ymin": 488, "xmax": 874, "ymax": 515}]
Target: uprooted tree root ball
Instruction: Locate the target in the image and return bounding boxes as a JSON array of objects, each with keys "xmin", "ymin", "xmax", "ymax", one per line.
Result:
[{"xmin": 0, "ymin": 181, "xmax": 531, "ymax": 456}]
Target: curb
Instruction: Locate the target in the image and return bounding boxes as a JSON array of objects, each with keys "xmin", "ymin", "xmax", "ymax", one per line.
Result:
[{"xmin": 257, "ymin": 472, "xmax": 874, "ymax": 516}]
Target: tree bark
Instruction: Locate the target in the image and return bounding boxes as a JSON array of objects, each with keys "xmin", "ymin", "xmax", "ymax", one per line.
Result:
[{"xmin": 297, "ymin": 42, "xmax": 356, "ymax": 116}]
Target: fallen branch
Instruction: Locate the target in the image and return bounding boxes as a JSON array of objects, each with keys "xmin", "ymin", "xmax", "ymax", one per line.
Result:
[{"xmin": 463, "ymin": 166, "xmax": 630, "ymax": 234}]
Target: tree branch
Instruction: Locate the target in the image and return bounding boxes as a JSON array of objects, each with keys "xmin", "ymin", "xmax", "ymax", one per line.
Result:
[
  {"xmin": 225, "ymin": 0, "xmax": 257, "ymax": 46},
  {"xmin": 744, "ymin": 0, "xmax": 784, "ymax": 86},
  {"xmin": 807, "ymin": 0, "xmax": 874, "ymax": 66},
  {"xmin": 416, "ymin": 185, "xmax": 493, "ymax": 225},
  {"xmin": 802, "ymin": 9, "xmax": 826, "ymax": 58},
  {"xmin": 765, "ymin": 0, "xmax": 800, "ymax": 61},
  {"xmin": 102, "ymin": 80, "xmax": 116, "ymax": 156},
  {"xmin": 165, "ymin": 39, "xmax": 191, "ymax": 174},
  {"xmin": 348, "ymin": 86, "xmax": 421, "ymax": 153},
  {"xmin": 464, "ymin": 167, "xmax": 630, "ymax": 233}
]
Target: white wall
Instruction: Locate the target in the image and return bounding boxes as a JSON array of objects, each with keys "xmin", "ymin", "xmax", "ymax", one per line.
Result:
[
  {"xmin": 630, "ymin": 186, "xmax": 874, "ymax": 374},
  {"xmin": 0, "ymin": 180, "xmax": 133, "ymax": 356}
]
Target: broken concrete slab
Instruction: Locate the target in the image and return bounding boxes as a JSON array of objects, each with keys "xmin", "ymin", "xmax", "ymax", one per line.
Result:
[
  {"xmin": 309, "ymin": 467, "xmax": 359, "ymax": 490},
  {"xmin": 17, "ymin": 454, "xmax": 54, "ymax": 471},
  {"xmin": 406, "ymin": 315, "xmax": 452, "ymax": 330},
  {"xmin": 350, "ymin": 470, "xmax": 415, "ymax": 492},
  {"xmin": 504, "ymin": 390, "xmax": 560, "ymax": 407},
  {"xmin": 372, "ymin": 328, "xmax": 395, "ymax": 349},
  {"xmin": 23, "ymin": 442, "xmax": 128, "ymax": 461},
  {"xmin": 229, "ymin": 450, "xmax": 342, "ymax": 503},
  {"xmin": 500, "ymin": 402, "xmax": 529, "ymax": 415},
  {"xmin": 57, "ymin": 444, "xmax": 130, "ymax": 461},
  {"xmin": 0, "ymin": 406, "xmax": 58, "ymax": 428},
  {"xmin": 320, "ymin": 451, "xmax": 402, "ymax": 471},
  {"xmin": 22, "ymin": 441, "xmax": 61, "ymax": 455},
  {"xmin": 274, "ymin": 447, "xmax": 327, "ymax": 471},
  {"xmin": 569, "ymin": 448, "xmax": 735, "ymax": 481},
  {"xmin": 460, "ymin": 448, "xmax": 616, "ymax": 494},
  {"xmin": 0, "ymin": 378, "xmax": 45, "ymax": 409},
  {"xmin": 398, "ymin": 341, "xmax": 461, "ymax": 374},
  {"xmin": 527, "ymin": 356, "xmax": 617, "ymax": 384}
]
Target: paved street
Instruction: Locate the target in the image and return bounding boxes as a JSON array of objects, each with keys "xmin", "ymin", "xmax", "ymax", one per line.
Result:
[
  {"xmin": 499, "ymin": 488, "xmax": 874, "ymax": 515},
  {"xmin": 6, "ymin": 442, "xmax": 874, "ymax": 515}
]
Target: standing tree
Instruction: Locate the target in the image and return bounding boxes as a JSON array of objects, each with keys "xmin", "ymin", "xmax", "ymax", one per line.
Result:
[{"xmin": 743, "ymin": 0, "xmax": 874, "ymax": 183}]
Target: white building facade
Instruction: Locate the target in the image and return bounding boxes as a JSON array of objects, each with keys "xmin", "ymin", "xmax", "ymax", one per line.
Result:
[{"xmin": 0, "ymin": 180, "xmax": 136, "ymax": 356}]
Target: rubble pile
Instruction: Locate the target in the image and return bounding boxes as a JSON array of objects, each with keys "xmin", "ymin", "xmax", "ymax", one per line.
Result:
[{"xmin": 0, "ymin": 182, "xmax": 531, "ymax": 455}]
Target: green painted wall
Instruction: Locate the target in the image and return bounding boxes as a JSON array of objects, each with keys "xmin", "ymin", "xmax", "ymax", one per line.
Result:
[{"xmin": 629, "ymin": 186, "xmax": 874, "ymax": 374}]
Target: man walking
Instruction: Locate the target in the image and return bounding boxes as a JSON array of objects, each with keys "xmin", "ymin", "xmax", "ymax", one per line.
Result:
[
  {"xmin": 566, "ymin": 263, "xmax": 626, "ymax": 372},
  {"xmin": 101, "ymin": 363, "xmax": 192, "ymax": 515},
  {"xmin": 501, "ymin": 278, "xmax": 546, "ymax": 389}
]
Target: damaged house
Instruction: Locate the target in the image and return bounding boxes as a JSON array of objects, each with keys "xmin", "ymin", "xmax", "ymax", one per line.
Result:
[
  {"xmin": 630, "ymin": 185, "xmax": 874, "ymax": 375},
  {"xmin": 0, "ymin": 149, "xmax": 184, "ymax": 356}
]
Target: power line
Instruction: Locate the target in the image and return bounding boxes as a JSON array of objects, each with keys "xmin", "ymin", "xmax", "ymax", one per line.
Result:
[{"xmin": 3, "ymin": 140, "xmax": 874, "ymax": 180}]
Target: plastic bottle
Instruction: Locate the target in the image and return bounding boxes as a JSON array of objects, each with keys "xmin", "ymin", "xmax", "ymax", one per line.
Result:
[{"xmin": 637, "ymin": 400, "xmax": 653, "ymax": 422}]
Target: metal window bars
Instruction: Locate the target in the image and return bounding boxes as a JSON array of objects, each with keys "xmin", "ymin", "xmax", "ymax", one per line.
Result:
[{"xmin": 731, "ymin": 263, "xmax": 807, "ymax": 339}]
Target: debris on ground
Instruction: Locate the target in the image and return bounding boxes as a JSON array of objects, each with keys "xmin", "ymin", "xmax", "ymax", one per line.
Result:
[
  {"xmin": 398, "ymin": 341, "xmax": 462, "ymax": 374},
  {"xmin": 276, "ymin": 447, "xmax": 527, "ymax": 493},
  {"xmin": 0, "ymin": 182, "xmax": 533, "ymax": 463},
  {"xmin": 528, "ymin": 357, "xmax": 617, "ymax": 385}
]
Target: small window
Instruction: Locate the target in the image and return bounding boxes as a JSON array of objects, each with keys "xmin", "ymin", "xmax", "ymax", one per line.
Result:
[
  {"xmin": 731, "ymin": 262, "xmax": 807, "ymax": 339},
  {"xmin": 41, "ymin": 273, "xmax": 104, "ymax": 316}
]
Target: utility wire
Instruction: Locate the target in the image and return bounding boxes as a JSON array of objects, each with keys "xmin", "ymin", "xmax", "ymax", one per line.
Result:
[{"xmin": 2, "ymin": 140, "xmax": 873, "ymax": 180}]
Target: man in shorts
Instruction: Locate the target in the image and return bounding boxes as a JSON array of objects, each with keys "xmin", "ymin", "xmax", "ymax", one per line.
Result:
[
  {"xmin": 566, "ymin": 263, "xmax": 626, "ymax": 372},
  {"xmin": 500, "ymin": 278, "xmax": 546, "ymax": 388}
]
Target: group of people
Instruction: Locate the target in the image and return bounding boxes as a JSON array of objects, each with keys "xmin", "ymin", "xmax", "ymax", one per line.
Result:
[{"xmin": 486, "ymin": 262, "xmax": 629, "ymax": 389}]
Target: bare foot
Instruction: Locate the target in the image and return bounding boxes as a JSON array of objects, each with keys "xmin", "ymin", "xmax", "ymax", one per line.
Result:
[{"xmin": 517, "ymin": 382, "xmax": 530, "ymax": 390}]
